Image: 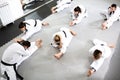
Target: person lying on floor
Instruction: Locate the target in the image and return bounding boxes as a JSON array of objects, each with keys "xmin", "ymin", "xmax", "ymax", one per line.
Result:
[
  {"xmin": 15, "ymin": 19, "xmax": 49, "ymax": 42},
  {"xmin": 0, "ymin": 39, "xmax": 42, "ymax": 80},
  {"xmin": 51, "ymin": 27, "xmax": 76, "ymax": 59},
  {"xmin": 87, "ymin": 39, "xmax": 114, "ymax": 77}
]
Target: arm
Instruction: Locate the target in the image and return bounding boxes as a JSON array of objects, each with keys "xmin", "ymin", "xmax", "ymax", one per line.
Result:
[
  {"xmin": 21, "ymin": 30, "xmax": 33, "ymax": 40},
  {"xmin": 17, "ymin": 39, "xmax": 42, "ymax": 57},
  {"xmin": 17, "ymin": 48, "xmax": 30, "ymax": 56},
  {"xmin": 87, "ymin": 58, "xmax": 104, "ymax": 76},
  {"xmin": 107, "ymin": 7, "xmax": 120, "ymax": 23}
]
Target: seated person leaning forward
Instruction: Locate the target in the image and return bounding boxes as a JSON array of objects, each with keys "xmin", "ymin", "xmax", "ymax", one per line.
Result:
[
  {"xmin": 51, "ymin": 27, "xmax": 76, "ymax": 59},
  {"xmin": 51, "ymin": 0, "xmax": 73, "ymax": 14},
  {"xmin": 69, "ymin": 5, "xmax": 87, "ymax": 26},
  {"xmin": 15, "ymin": 19, "xmax": 49, "ymax": 42},
  {"xmin": 101, "ymin": 4, "xmax": 120, "ymax": 30},
  {"xmin": 0, "ymin": 39, "xmax": 42, "ymax": 80},
  {"xmin": 87, "ymin": 39, "xmax": 114, "ymax": 77}
]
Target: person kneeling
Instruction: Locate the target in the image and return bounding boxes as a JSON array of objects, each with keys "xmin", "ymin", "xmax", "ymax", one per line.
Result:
[{"xmin": 51, "ymin": 27, "xmax": 76, "ymax": 59}]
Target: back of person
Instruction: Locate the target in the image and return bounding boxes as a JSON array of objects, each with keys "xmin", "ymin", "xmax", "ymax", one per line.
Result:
[{"xmin": 2, "ymin": 43, "xmax": 25, "ymax": 64}]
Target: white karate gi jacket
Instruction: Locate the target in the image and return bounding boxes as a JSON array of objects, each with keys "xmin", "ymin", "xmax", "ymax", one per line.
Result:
[
  {"xmin": 1, "ymin": 42, "xmax": 38, "ymax": 80},
  {"xmin": 55, "ymin": 0, "xmax": 72, "ymax": 12},
  {"xmin": 51, "ymin": 27, "xmax": 73, "ymax": 54},
  {"xmin": 89, "ymin": 39, "xmax": 111, "ymax": 71},
  {"xmin": 71, "ymin": 5, "xmax": 87, "ymax": 24},
  {"xmin": 21, "ymin": 19, "xmax": 42, "ymax": 40},
  {"xmin": 106, "ymin": 6, "xmax": 120, "ymax": 28}
]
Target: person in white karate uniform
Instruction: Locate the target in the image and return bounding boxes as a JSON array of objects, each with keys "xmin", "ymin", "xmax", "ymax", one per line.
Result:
[
  {"xmin": 20, "ymin": 0, "xmax": 44, "ymax": 9},
  {"xmin": 51, "ymin": 27, "xmax": 76, "ymax": 59},
  {"xmin": 51, "ymin": 0, "xmax": 73, "ymax": 14},
  {"xmin": 101, "ymin": 4, "xmax": 120, "ymax": 30},
  {"xmin": 87, "ymin": 39, "xmax": 114, "ymax": 77},
  {"xmin": 0, "ymin": 39, "xmax": 42, "ymax": 80},
  {"xmin": 15, "ymin": 19, "xmax": 49, "ymax": 42},
  {"xmin": 69, "ymin": 5, "xmax": 87, "ymax": 26}
]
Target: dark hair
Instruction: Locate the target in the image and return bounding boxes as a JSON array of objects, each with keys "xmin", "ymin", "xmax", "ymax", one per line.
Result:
[
  {"xmin": 74, "ymin": 6, "xmax": 81, "ymax": 13},
  {"xmin": 111, "ymin": 4, "xmax": 117, "ymax": 8},
  {"xmin": 19, "ymin": 22, "xmax": 26, "ymax": 29},
  {"xmin": 54, "ymin": 35, "xmax": 60, "ymax": 42},
  {"xmin": 22, "ymin": 41, "xmax": 31, "ymax": 48},
  {"xmin": 93, "ymin": 49, "xmax": 102, "ymax": 60}
]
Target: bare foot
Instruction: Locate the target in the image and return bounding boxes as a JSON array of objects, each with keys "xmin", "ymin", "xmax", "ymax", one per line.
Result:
[
  {"xmin": 108, "ymin": 44, "xmax": 115, "ymax": 48},
  {"xmin": 70, "ymin": 30, "xmax": 76, "ymax": 36},
  {"xmin": 42, "ymin": 22, "xmax": 49, "ymax": 26},
  {"xmin": 69, "ymin": 21, "xmax": 74, "ymax": 26},
  {"xmin": 102, "ymin": 26, "xmax": 107, "ymax": 30},
  {"xmin": 51, "ymin": 7, "xmax": 57, "ymax": 14},
  {"xmin": 35, "ymin": 39, "xmax": 42, "ymax": 48}
]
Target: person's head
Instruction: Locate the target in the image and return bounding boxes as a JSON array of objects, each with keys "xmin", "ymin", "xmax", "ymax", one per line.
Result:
[
  {"xmin": 21, "ymin": 41, "xmax": 31, "ymax": 49},
  {"xmin": 93, "ymin": 49, "xmax": 102, "ymax": 60},
  {"xmin": 110, "ymin": 4, "xmax": 117, "ymax": 11},
  {"xmin": 74, "ymin": 6, "xmax": 81, "ymax": 15},
  {"xmin": 19, "ymin": 22, "xmax": 26, "ymax": 32},
  {"xmin": 54, "ymin": 35, "xmax": 60, "ymax": 42}
]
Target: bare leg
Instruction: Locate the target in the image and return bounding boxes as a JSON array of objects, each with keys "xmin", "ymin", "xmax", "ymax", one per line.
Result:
[{"xmin": 14, "ymin": 38, "xmax": 23, "ymax": 42}]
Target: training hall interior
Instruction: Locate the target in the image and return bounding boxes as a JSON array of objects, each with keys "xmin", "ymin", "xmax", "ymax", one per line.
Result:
[{"xmin": 0, "ymin": 0, "xmax": 120, "ymax": 80}]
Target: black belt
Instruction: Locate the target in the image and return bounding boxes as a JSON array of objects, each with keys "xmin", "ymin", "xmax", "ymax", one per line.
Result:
[
  {"xmin": 1, "ymin": 60, "xmax": 24, "ymax": 80},
  {"xmin": 1, "ymin": 60, "xmax": 15, "ymax": 66},
  {"xmin": 34, "ymin": 20, "xmax": 37, "ymax": 27},
  {"xmin": 62, "ymin": 31, "xmax": 67, "ymax": 38}
]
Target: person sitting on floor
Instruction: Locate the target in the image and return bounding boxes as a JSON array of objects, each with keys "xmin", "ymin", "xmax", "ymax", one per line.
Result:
[
  {"xmin": 51, "ymin": 0, "xmax": 73, "ymax": 14},
  {"xmin": 51, "ymin": 27, "xmax": 76, "ymax": 59},
  {"xmin": 87, "ymin": 39, "xmax": 114, "ymax": 77},
  {"xmin": 69, "ymin": 5, "xmax": 87, "ymax": 26},
  {"xmin": 0, "ymin": 39, "xmax": 42, "ymax": 80},
  {"xmin": 101, "ymin": 4, "xmax": 120, "ymax": 30},
  {"xmin": 15, "ymin": 19, "xmax": 49, "ymax": 42}
]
